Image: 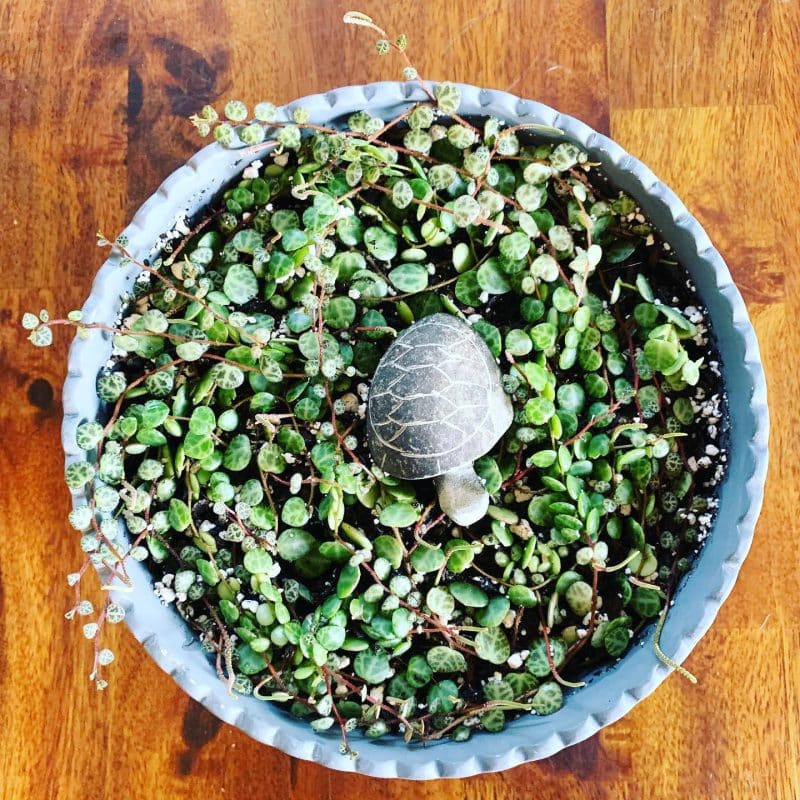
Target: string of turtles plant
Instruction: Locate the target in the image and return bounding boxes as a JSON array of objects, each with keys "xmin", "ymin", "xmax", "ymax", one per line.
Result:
[{"xmin": 24, "ymin": 11, "xmax": 726, "ymax": 752}]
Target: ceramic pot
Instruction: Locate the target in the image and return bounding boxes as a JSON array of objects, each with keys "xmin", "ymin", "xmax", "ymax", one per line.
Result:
[{"xmin": 61, "ymin": 82, "xmax": 769, "ymax": 779}]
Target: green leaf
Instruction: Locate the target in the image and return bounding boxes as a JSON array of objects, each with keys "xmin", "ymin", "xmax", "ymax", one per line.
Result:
[
  {"xmin": 391, "ymin": 179, "xmax": 414, "ymax": 209},
  {"xmin": 176, "ymin": 340, "xmax": 208, "ymax": 361},
  {"xmin": 231, "ymin": 229, "xmax": 263, "ymax": 254},
  {"xmin": 318, "ymin": 541, "xmax": 350, "ymax": 562},
  {"xmin": 474, "ymin": 627, "xmax": 511, "ymax": 665},
  {"xmin": 449, "ymin": 582, "xmax": 488, "ymax": 608},
  {"xmin": 552, "ymin": 286, "xmax": 577, "ymax": 312},
  {"xmin": 530, "ymin": 322, "xmax": 557, "ymax": 350},
  {"xmin": 444, "ymin": 540, "xmax": 474, "ymax": 573},
  {"xmin": 531, "ymin": 449, "xmax": 557, "ymax": 468},
  {"xmin": 427, "ymin": 679, "xmax": 459, "ymax": 714},
  {"xmin": 434, "ymin": 82, "xmax": 461, "ymax": 115},
  {"xmin": 253, "ymin": 102, "xmax": 277, "ymax": 122},
  {"xmin": 644, "ymin": 339, "xmax": 680, "ymax": 372},
  {"xmin": 637, "ymin": 384, "xmax": 661, "ymax": 418},
  {"xmin": 480, "ymin": 708, "xmax": 506, "ymax": 732},
  {"xmin": 472, "ymin": 319, "xmax": 502, "ymax": 358},
  {"xmin": 374, "ymin": 535, "xmax": 403, "ymax": 569},
  {"xmin": 426, "ymin": 646, "xmax": 467, "ymax": 673},
  {"xmin": 476, "ymin": 596, "xmax": 511, "ymax": 627},
  {"xmin": 455, "ymin": 270, "xmax": 481, "ymax": 306},
  {"xmin": 526, "ymin": 638, "xmax": 566, "ymax": 677},
  {"xmin": 426, "ymin": 587, "xmax": 455, "ymax": 619},
  {"xmin": 630, "ymin": 585, "xmax": 663, "ymax": 618},
  {"xmin": 323, "ymin": 296, "xmax": 357, "ymax": 329},
  {"xmin": 557, "ymin": 383, "xmax": 586, "ymax": 414},
  {"xmin": 217, "ymin": 409, "xmax": 239, "ymax": 431},
  {"xmin": 75, "ymin": 422, "xmax": 104, "ymax": 450},
  {"xmin": 136, "ymin": 427, "xmax": 167, "ymax": 447},
  {"xmin": 310, "ymin": 441, "xmax": 337, "ymax": 473},
  {"xmin": 404, "ymin": 129, "xmax": 432, "ymax": 155},
  {"xmin": 499, "ymin": 232, "xmax": 530, "ymax": 261},
  {"xmin": 354, "ymin": 649, "xmax": 392, "ymax": 684},
  {"xmin": 379, "ymin": 502, "xmax": 419, "ymax": 528},
  {"xmin": 364, "ymin": 227, "xmax": 398, "ymax": 261},
  {"xmin": 603, "ymin": 616, "xmax": 632, "ymax": 657},
  {"xmin": 634, "ymin": 303, "xmax": 660, "ymax": 328},
  {"xmin": 523, "ymin": 397, "xmax": 555, "ymax": 425},
  {"xmin": 409, "ymin": 546, "xmax": 445, "ymax": 574},
  {"xmin": 406, "ymin": 654, "xmax": 433, "ymax": 687},
  {"xmin": 304, "ymin": 194, "xmax": 338, "ymax": 229},
  {"xmin": 222, "ymin": 434, "xmax": 252, "ymax": 471},
  {"xmin": 316, "ymin": 625, "xmax": 346, "ymax": 651},
  {"xmin": 511, "ymin": 361, "xmax": 548, "ymax": 391},
  {"xmin": 97, "ymin": 371, "xmax": 127, "ymax": 402},
  {"xmin": 606, "ymin": 240, "xmax": 636, "ymax": 263},
  {"xmin": 183, "ymin": 431, "xmax": 214, "ymax": 460},
  {"xmin": 636, "ymin": 273, "xmax": 654, "ymax": 302},
  {"xmin": 429, "ymin": 163, "xmax": 458, "ymax": 190},
  {"xmin": 516, "ymin": 183, "xmax": 546, "ymax": 211},
  {"xmin": 505, "ymin": 328, "xmax": 533, "ymax": 356},
  {"xmin": 243, "ymin": 548, "xmax": 272, "ymax": 574},
  {"xmin": 236, "ymin": 643, "xmax": 267, "ymax": 675},
  {"xmin": 224, "ymin": 100, "xmax": 248, "ymax": 121},
  {"xmin": 211, "ymin": 363, "xmax": 244, "ymax": 390},
  {"xmin": 65, "ymin": 461, "xmax": 95, "ymax": 490},
  {"xmin": 277, "ymin": 427, "xmax": 305, "ymax": 455},
  {"xmin": 531, "ymin": 682, "xmax": 563, "ymax": 715},
  {"xmin": 388, "ymin": 263, "xmax": 429, "ymax": 293},
  {"xmin": 508, "ymin": 585, "xmax": 538, "ymax": 608},
  {"xmin": 529, "ymin": 254, "xmax": 558, "ymax": 282},
  {"xmin": 168, "ymin": 499, "xmax": 191, "ymax": 532},
  {"xmin": 257, "ymin": 442, "xmax": 286, "ymax": 474},
  {"xmin": 276, "ymin": 528, "xmax": 316, "ymax": 561},
  {"xmin": 224, "ymin": 264, "xmax": 259, "ymax": 304},
  {"xmin": 140, "ymin": 400, "xmax": 170, "ymax": 428},
  {"xmin": 473, "ymin": 456, "xmax": 502, "ymax": 495},
  {"xmin": 336, "ymin": 562, "xmax": 360, "ymax": 598},
  {"xmin": 484, "ymin": 677, "xmax": 514, "ymax": 702},
  {"xmin": 391, "ymin": 608, "xmax": 414, "ymax": 638},
  {"xmin": 281, "ymin": 497, "xmax": 311, "ymax": 527},
  {"xmin": 673, "ymin": 397, "xmax": 694, "ymax": 425},
  {"xmin": 218, "ymin": 599, "xmax": 244, "ymax": 629},
  {"xmin": 196, "ymin": 559, "xmax": 219, "ymax": 586},
  {"xmin": 337, "ymin": 216, "xmax": 364, "ymax": 247},
  {"xmin": 507, "ymin": 672, "xmax": 538, "ymax": 698},
  {"xmin": 268, "ymin": 251, "xmax": 295, "ymax": 281},
  {"xmin": 29, "ymin": 324, "xmax": 53, "ymax": 346},
  {"xmin": 658, "ymin": 304, "xmax": 697, "ymax": 335},
  {"xmin": 477, "ymin": 259, "xmax": 511, "ymax": 294},
  {"xmin": 141, "ymin": 309, "xmax": 168, "ymax": 333},
  {"xmin": 281, "ymin": 228, "xmax": 308, "ymax": 252},
  {"xmin": 682, "ymin": 358, "xmax": 701, "ymax": 385},
  {"xmin": 452, "ymin": 194, "xmax": 481, "ymax": 227}
]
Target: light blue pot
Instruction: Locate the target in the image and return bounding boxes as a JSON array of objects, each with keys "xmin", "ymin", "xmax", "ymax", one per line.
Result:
[{"xmin": 61, "ymin": 82, "xmax": 769, "ymax": 779}]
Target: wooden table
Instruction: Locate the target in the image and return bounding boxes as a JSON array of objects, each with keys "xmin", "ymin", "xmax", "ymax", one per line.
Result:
[{"xmin": 1, "ymin": 1, "xmax": 796, "ymax": 797}]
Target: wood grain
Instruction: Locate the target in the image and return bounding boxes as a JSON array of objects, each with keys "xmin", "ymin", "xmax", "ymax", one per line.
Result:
[{"xmin": 0, "ymin": 0, "xmax": 797, "ymax": 797}]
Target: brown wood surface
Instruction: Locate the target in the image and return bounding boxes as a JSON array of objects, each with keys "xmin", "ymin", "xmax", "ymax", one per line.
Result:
[{"xmin": 0, "ymin": 1, "xmax": 796, "ymax": 797}]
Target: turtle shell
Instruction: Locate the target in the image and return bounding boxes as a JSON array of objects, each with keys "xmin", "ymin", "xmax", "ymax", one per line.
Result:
[{"xmin": 367, "ymin": 313, "xmax": 513, "ymax": 480}]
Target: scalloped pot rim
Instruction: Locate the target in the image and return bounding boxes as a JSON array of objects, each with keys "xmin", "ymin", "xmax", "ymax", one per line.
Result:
[{"xmin": 61, "ymin": 82, "xmax": 769, "ymax": 779}]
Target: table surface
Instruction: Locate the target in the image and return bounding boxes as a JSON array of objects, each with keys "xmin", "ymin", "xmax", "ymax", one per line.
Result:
[{"xmin": 0, "ymin": 1, "xmax": 797, "ymax": 797}]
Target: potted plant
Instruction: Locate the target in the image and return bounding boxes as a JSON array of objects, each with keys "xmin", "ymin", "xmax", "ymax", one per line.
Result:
[{"xmin": 31, "ymin": 12, "xmax": 767, "ymax": 778}]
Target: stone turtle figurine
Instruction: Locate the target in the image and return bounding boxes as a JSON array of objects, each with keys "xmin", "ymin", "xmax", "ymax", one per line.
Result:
[{"xmin": 367, "ymin": 313, "xmax": 513, "ymax": 526}]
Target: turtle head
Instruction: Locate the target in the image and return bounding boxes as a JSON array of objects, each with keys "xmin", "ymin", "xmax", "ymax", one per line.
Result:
[{"xmin": 433, "ymin": 463, "xmax": 491, "ymax": 527}]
